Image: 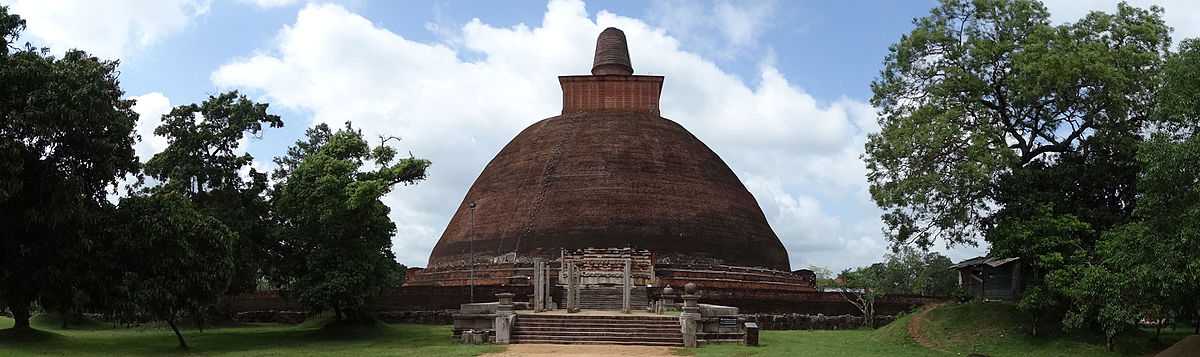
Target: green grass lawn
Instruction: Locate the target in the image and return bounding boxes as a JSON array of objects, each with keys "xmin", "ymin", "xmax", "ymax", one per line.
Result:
[
  {"xmin": 680, "ymin": 327, "xmax": 946, "ymax": 357},
  {"xmin": 2, "ymin": 304, "xmax": 1191, "ymax": 356},
  {"xmin": 0, "ymin": 315, "xmax": 501, "ymax": 356}
]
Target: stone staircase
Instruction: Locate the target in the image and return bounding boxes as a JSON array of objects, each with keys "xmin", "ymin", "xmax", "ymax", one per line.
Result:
[
  {"xmin": 511, "ymin": 314, "xmax": 682, "ymax": 346},
  {"xmin": 576, "ymin": 286, "xmax": 648, "ymax": 310}
]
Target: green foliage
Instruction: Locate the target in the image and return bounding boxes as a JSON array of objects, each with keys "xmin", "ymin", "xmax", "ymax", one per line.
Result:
[
  {"xmin": 144, "ymin": 91, "xmax": 282, "ymax": 295},
  {"xmin": 270, "ymin": 123, "xmax": 429, "ymax": 320},
  {"xmin": 0, "ymin": 6, "xmax": 139, "ymax": 330},
  {"xmin": 1157, "ymin": 39, "xmax": 1200, "ymax": 134},
  {"xmin": 865, "ymin": 0, "xmax": 1170, "ymax": 248},
  {"xmin": 111, "ymin": 191, "xmax": 235, "ymax": 349},
  {"xmin": 877, "ymin": 246, "xmax": 958, "ymax": 296},
  {"xmin": 145, "ymin": 91, "xmax": 281, "ymax": 193}
]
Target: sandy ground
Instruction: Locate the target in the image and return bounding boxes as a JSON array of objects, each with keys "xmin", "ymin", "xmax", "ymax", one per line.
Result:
[
  {"xmin": 1154, "ymin": 335, "xmax": 1200, "ymax": 357},
  {"xmin": 480, "ymin": 344, "xmax": 679, "ymax": 357}
]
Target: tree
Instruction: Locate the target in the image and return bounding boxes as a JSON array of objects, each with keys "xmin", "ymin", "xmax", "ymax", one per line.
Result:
[
  {"xmin": 144, "ymin": 91, "xmax": 282, "ymax": 295},
  {"xmin": 834, "ymin": 265, "xmax": 886, "ymax": 328},
  {"xmin": 865, "ymin": 0, "xmax": 1170, "ymax": 249},
  {"xmin": 111, "ymin": 191, "xmax": 235, "ymax": 349},
  {"xmin": 0, "ymin": 6, "xmax": 140, "ymax": 330},
  {"xmin": 270, "ymin": 123, "xmax": 429, "ymax": 321},
  {"xmin": 1144, "ymin": 37, "xmax": 1200, "ymax": 336},
  {"xmin": 876, "ymin": 246, "xmax": 957, "ymax": 296}
]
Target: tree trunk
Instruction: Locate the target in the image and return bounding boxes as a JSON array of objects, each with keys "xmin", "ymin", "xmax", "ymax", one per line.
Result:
[
  {"xmin": 1105, "ymin": 334, "xmax": 1114, "ymax": 352},
  {"xmin": 9, "ymin": 302, "xmax": 32, "ymax": 330},
  {"xmin": 167, "ymin": 318, "xmax": 189, "ymax": 350},
  {"xmin": 1030, "ymin": 313, "xmax": 1038, "ymax": 337},
  {"xmin": 334, "ymin": 306, "xmax": 344, "ymax": 321}
]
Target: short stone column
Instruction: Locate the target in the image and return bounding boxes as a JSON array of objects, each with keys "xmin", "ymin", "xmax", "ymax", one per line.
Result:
[
  {"xmin": 566, "ymin": 262, "xmax": 580, "ymax": 313},
  {"xmin": 679, "ymin": 283, "xmax": 701, "ymax": 348},
  {"xmin": 495, "ymin": 293, "xmax": 515, "ymax": 344},
  {"xmin": 533, "ymin": 260, "xmax": 545, "ymax": 312},
  {"xmin": 744, "ymin": 322, "xmax": 760, "ymax": 346},
  {"xmin": 622, "ymin": 258, "xmax": 632, "ymax": 314}
]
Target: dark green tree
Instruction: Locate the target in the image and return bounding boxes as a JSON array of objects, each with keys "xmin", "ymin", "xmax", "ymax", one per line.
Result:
[
  {"xmin": 0, "ymin": 6, "xmax": 139, "ymax": 331},
  {"xmin": 144, "ymin": 91, "xmax": 282, "ymax": 294},
  {"xmin": 270, "ymin": 123, "xmax": 429, "ymax": 321},
  {"xmin": 876, "ymin": 246, "xmax": 958, "ymax": 296},
  {"xmin": 865, "ymin": 0, "xmax": 1169, "ymax": 248},
  {"xmin": 112, "ymin": 191, "xmax": 235, "ymax": 349}
]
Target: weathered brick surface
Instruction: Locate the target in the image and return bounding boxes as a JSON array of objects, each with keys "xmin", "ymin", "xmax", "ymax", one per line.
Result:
[
  {"xmin": 559, "ymin": 76, "xmax": 662, "ymax": 114},
  {"xmin": 426, "ymin": 110, "xmax": 791, "ymax": 271}
]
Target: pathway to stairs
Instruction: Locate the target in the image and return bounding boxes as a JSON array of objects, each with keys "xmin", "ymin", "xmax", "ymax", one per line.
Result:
[{"xmin": 511, "ymin": 310, "xmax": 682, "ymax": 346}]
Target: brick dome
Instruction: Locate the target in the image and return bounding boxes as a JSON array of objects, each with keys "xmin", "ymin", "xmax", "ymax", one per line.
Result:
[{"xmin": 424, "ymin": 28, "xmax": 790, "ymax": 271}]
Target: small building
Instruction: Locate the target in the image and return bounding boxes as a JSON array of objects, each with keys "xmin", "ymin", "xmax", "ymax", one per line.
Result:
[{"xmin": 950, "ymin": 257, "xmax": 1023, "ymax": 301}]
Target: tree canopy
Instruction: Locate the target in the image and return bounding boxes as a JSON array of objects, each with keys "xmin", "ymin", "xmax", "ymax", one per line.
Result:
[
  {"xmin": 270, "ymin": 123, "xmax": 429, "ymax": 321},
  {"xmin": 144, "ymin": 91, "xmax": 282, "ymax": 294},
  {"xmin": 869, "ymin": 0, "xmax": 1200, "ymax": 347},
  {"xmin": 865, "ymin": 0, "xmax": 1170, "ymax": 248},
  {"xmin": 0, "ymin": 5, "xmax": 139, "ymax": 330},
  {"xmin": 112, "ymin": 191, "xmax": 235, "ymax": 349}
]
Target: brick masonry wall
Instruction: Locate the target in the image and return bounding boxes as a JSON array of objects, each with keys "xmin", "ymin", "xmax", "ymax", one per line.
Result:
[
  {"xmin": 227, "ymin": 286, "xmax": 941, "ymax": 321},
  {"xmin": 559, "ymin": 75, "xmax": 663, "ymax": 114}
]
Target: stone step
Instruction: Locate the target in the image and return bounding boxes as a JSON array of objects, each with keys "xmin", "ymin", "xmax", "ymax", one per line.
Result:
[
  {"xmin": 510, "ymin": 334, "xmax": 683, "ymax": 344},
  {"xmin": 510, "ymin": 338, "xmax": 683, "ymax": 347},
  {"xmin": 512, "ymin": 330, "xmax": 681, "ymax": 338},
  {"xmin": 517, "ymin": 317, "xmax": 672, "ymax": 323},
  {"xmin": 511, "ymin": 311, "xmax": 682, "ymax": 346},
  {"xmin": 700, "ymin": 339, "xmax": 744, "ymax": 345},
  {"xmin": 518, "ymin": 315, "xmax": 676, "ymax": 321},
  {"xmin": 514, "ymin": 326, "xmax": 679, "ymax": 334},
  {"xmin": 515, "ymin": 321, "xmax": 676, "ymax": 329}
]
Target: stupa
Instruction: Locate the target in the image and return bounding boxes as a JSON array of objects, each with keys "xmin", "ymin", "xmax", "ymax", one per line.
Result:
[{"xmin": 407, "ymin": 28, "xmax": 813, "ymax": 298}]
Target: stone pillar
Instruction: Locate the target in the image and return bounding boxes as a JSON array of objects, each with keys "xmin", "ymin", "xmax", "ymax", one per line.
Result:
[
  {"xmin": 566, "ymin": 262, "xmax": 580, "ymax": 313},
  {"xmin": 533, "ymin": 260, "xmax": 545, "ymax": 312},
  {"xmin": 661, "ymin": 285, "xmax": 676, "ymax": 313},
  {"xmin": 679, "ymin": 283, "xmax": 701, "ymax": 348},
  {"xmin": 744, "ymin": 322, "xmax": 760, "ymax": 346},
  {"xmin": 622, "ymin": 258, "xmax": 632, "ymax": 314},
  {"xmin": 495, "ymin": 293, "xmax": 515, "ymax": 344}
]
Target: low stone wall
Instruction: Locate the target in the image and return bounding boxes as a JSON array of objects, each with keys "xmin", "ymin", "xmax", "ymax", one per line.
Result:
[
  {"xmin": 742, "ymin": 313, "xmax": 896, "ymax": 330},
  {"xmin": 232, "ymin": 310, "xmax": 458, "ymax": 325},
  {"xmin": 234, "ymin": 310, "xmax": 307, "ymax": 324},
  {"xmin": 226, "ymin": 287, "xmax": 942, "ymax": 320},
  {"xmin": 377, "ymin": 310, "xmax": 456, "ymax": 325}
]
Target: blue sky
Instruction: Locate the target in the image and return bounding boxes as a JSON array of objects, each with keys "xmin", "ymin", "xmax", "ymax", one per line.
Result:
[{"xmin": 4, "ymin": 0, "xmax": 1197, "ymax": 272}]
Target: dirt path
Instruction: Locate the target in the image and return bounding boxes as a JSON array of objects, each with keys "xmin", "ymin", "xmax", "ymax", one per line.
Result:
[
  {"xmin": 480, "ymin": 344, "xmax": 680, "ymax": 357},
  {"xmin": 907, "ymin": 303, "xmax": 954, "ymax": 355}
]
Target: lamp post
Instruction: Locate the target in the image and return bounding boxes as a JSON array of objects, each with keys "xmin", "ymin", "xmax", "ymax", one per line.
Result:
[{"xmin": 468, "ymin": 201, "xmax": 476, "ymax": 303}]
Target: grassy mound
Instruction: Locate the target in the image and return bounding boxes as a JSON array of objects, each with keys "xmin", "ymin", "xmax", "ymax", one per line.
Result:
[{"xmin": 897, "ymin": 302, "xmax": 1188, "ymax": 356}]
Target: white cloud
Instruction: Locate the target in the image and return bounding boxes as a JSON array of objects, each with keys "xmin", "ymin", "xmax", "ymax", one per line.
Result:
[
  {"xmin": 213, "ymin": 0, "xmax": 972, "ymax": 271},
  {"xmin": 647, "ymin": 0, "xmax": 775, "ymax": 59},
  {"xmin": 240, "ymin": 0, "xmax": 302, "ymax": 9},
  {"xmin": 1041, "ymin": 0, "xmax": 1200, "ymax": 42},
  {"xmin": 131, "ymin": 92, "xmax": 172, "ymax": 163},
  {"xmin": 3, "ymin": 0, "xmax": 209, "ymax": 59}
]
